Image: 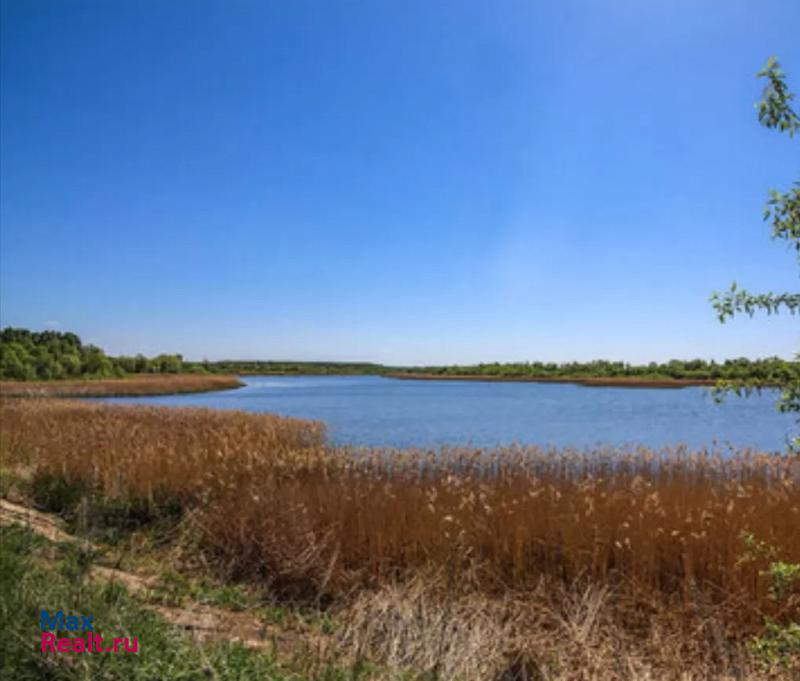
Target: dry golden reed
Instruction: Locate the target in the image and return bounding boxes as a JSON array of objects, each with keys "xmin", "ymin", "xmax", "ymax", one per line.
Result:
[
  {"xmin": 1, "ymin": 399, "xmax": 798, "ymax": 624},
  {"xmin": 0, "ymin": 373, "xmax": 243, "ymax": 398}
]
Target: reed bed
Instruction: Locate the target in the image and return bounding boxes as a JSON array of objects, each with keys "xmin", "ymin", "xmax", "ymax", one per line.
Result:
[
  {"xmin": 0, "ymin": 373, "xmax": 243, "ymax": 397},
  {"xmin": 1, "ymin": 400, "xmax": 798, "ymax": 647}
]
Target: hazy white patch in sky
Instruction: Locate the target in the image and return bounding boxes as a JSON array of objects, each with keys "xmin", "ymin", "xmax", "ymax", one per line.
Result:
[{"xmin": 43, "ymin": 320, "xmax": 62, "ymax": 329}]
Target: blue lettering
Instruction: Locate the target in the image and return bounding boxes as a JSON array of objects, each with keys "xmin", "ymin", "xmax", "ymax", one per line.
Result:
[
  {"xmin": 40, "ymin": 610, "xmax": 64, "ymax": 630},
  {"xmin": 39, "ymin": 611, "xmax": 93, "ymax": 630}
]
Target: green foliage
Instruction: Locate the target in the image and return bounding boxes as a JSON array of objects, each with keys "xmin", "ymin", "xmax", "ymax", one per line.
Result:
[
  {"xmin": 711, "ymin": 58, "xmax": 799, "ymax": 323},
  {"xmin": 766, "ymin": 561, "xmax": 800, "ymax": 602},
  {"xmin": 0, "ymin": 328, "xmax": 388, "ymax": 380},
  {"xmin": 737, "ymin": 530, "xmax": 778, "ymax": 566},
  {"xmin": 208, "ymin": 359, "xmax": 387, "ymax": 375},
  {"xmin": 190, "ymin": 357, "xmax": 800, "ymax": 382},
  {"xmin": 0, "ymin": 327, "xmax": 185, "ymax": 381},
  {"xmin": 0, "ymin": 525, "xmax": 288, "ymax": 681},
  {"xmin": 149, "ymin": 570, "xmax": 252, "ymax": 611},
  {"xmin": 712, "ymin": 283, "xmax": 800, "ymax": 320},
  {"xmin": 394, "ymin": 356, "xmax": 799, "ymax": 383},
  {"xmin": 30, "ymin": 472, "xmax": 89, "ymax": 515},
  {"xmin": 738, "ymin": 532, "xmax": 800, "ymax": 671},
  {"xmin": 765, "ymin": 184, "xmax": 800, "ymax": 259},
  {"xmin": 711, "ymin": 57, "xmax": 800, "ymax": 449},
  {"xmin": 0, "ymin": 524, "xmax": 372, "ymax": 681},
  {"xmin": 29, "ymin": 469, "xmax": 184, "ymax": 545},
  {"xmin": 749, "ymin": 621, "xmax": 800, "ymax": 671},
  {"xmin": 4, "ymin": 326, "xmax": 798, "ymax": 387},
  {"xmin": 757, "ymin": 56, "xmax": 800, "ymax": 137}
]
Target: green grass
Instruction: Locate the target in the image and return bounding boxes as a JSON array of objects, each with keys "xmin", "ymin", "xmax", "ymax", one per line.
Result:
[
  {"xmin": 147, "ymin": 569, "xmax": 252, "ymax": 611},
  {"xmin": 0, "ymin": 524, "xmax": 369, "ymax": 681},
  {"xmin": 28, "ymin": 472, "xmax": 184, "ymax": 545},
  {"xmin": 0, "ymin": 466, "xmax": 26, "ymax": 498}
]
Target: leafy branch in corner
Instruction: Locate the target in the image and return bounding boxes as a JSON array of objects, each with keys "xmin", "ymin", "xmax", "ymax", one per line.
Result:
[{"xmin": 711, "ymin": 57, "xmax": 800, "ymax": 451}]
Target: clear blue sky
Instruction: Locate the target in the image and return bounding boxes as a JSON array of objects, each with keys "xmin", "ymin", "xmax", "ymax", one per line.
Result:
[{"xmin": 1, "ymin": 1, "xmax": 798, "ymax": 364}]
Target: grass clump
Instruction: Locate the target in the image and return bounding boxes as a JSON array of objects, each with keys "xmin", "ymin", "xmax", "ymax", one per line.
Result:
[
  {"xmin": 0, "ymin": 524, "xmax": 293, "ymax": 681},
  {"xmin": 148, "ymin": 569, "xmax": 252, "ymax": 611}
]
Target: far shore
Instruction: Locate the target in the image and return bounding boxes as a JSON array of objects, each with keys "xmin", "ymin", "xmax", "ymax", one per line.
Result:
[
  {"xmin": 1, "ymin": 371, "xmax": 783, "ymax": 396},
  {"xmin": 384, "ymin": 372, "xmax": 719, "ymax": 388},
  {"xmin": 0, "ymin": 374, "xmax": 244, "ymax": 398},
  {"xmin": 207, "ymin": 371, "xmax": 716, "ymax": 387}
]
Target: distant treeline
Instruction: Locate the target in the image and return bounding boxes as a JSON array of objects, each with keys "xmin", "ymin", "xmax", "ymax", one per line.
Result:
[
  {"xmin": 0, "ymin": 328, "xmax": 191, "ymax": 380},
  {"xmin": 207, "ymin": 360, "xmax": 386, "ymax": 375},
  {"xmin": 391, "ymin": 358, "xmax": 799, "ymax": 383},
  {"xmin": 1, "ymin": 327, "xmax": 797, "ymax": 384},
  {"xmin": 0, "ymin": 328, "xmax": 386, "ymax": 381}
]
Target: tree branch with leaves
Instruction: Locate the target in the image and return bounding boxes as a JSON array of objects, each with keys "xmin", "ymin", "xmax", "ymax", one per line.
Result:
[{"xmin": 711, "ymin": 57, "xmax": 800, "ymax": 451}]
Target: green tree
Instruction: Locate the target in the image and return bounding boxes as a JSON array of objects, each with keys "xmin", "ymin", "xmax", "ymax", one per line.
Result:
[
  {"xmin": 60, "ymin": 351, "xmax": 81, "ymax": 376},
  {"xmin": 153, "ymin": 353, "xmax": 183, "ymax": 373},
  {"xmin": 0, "ymin": 342, "xmax": 31, "ymax": 380},
  {"xmin": 81, "ymin": 345, "xmax": 113, "ymax": 377},
  {"xmin": 711, "ymin": 57, "xmax": 800, "ymax": 449}
]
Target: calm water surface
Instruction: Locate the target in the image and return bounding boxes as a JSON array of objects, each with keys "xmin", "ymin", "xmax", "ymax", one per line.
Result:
[{"xmin": 100, "ymin": 375, "xmax": 793, "ymax": 452}]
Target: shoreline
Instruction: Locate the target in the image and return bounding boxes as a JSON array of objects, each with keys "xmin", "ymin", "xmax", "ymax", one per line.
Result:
[
  {"xmin": 0, "ymin": 374, "xmax": 244, "ymax": 398},
  {"xmin": 0, "ymin": 372, "xmax": 783, "ymax": 395},
  {"xmin": 384, "ymin": 372, "xmax": 719, "ymax": 388}
]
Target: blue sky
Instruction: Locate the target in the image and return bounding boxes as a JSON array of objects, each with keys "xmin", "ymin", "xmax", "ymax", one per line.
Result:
[{"xmin": 1, "ymin": 1, "xmax": 798, "ymax": 364}]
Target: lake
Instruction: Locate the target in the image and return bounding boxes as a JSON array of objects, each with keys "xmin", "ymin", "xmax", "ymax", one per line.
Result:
[{"xmin": 99, "ymin": 375, "xmax": 793, "ymax": 452}]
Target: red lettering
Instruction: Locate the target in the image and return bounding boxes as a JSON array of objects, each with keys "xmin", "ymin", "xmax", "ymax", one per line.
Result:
[
  {"xmin": 57, "ymin": 638, "xmax": 70, "ymax": 652},
  {"xmin": 41, "ymin": 632, "xmax": 57, "ymax": 652},
  {"xmin": 124, "ymin": 637, "xmax": 138, "ymax": 653}
]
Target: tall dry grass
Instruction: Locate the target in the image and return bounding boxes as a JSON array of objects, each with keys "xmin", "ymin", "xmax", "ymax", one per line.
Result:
[
  {"xmin": 0, "ymin": 373, "xmax": 243, "ymax": 398},
  {"xmin": 1, "ymin": 400, "xmax": 798, "ymax": 628}
]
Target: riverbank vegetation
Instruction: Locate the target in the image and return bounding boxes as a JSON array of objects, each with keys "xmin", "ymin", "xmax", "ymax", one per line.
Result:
[
  {"xmin": 0, "ymin": 328, "xmax": 190, "ymax": 381},
  {"xmin": 3, "ymin": 327, "xmax": 798, "ymax": 390},
  {"xmin": 2, "ymin": 399, "xmax": 798, "ymax": 679},
  {"xmin": 208, "ymin": 360, "xmax": 386, "ymax": 375},
  {"xmin": 389, "ymin": 357, "xmax": 799, "ymax": 385},
  {"xmin": 0, "ymin": 374, "xmax": 243, "ymax": 398},
  {"xmin": 385, "ymin": 372, "xmax": 721, "ymax": 388},
  {"xmin": 0, "ymin": 525, "xmax": 322, "ymax": 681}
]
